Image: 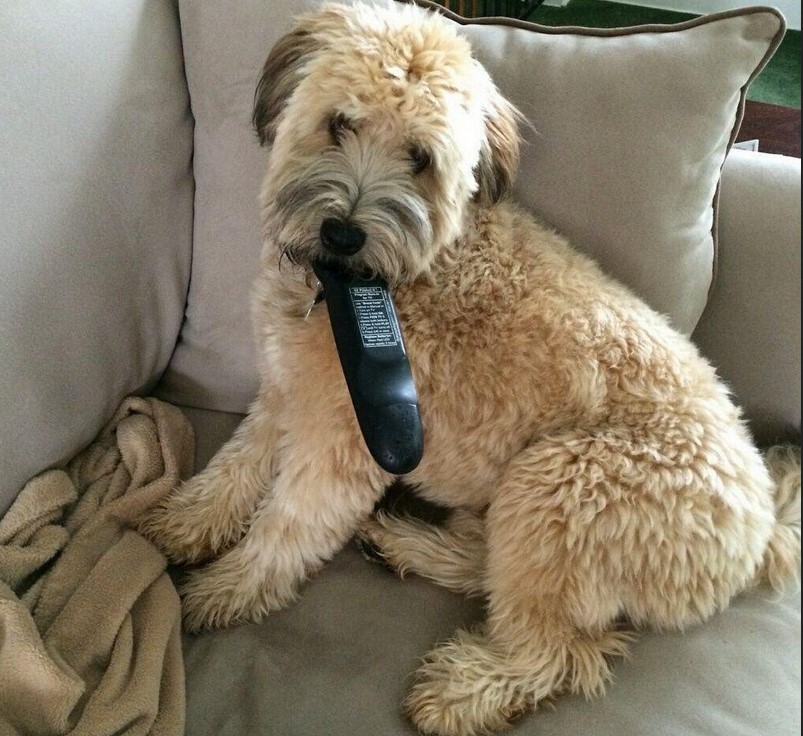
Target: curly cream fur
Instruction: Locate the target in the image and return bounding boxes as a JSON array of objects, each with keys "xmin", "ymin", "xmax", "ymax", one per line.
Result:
[{"xmin": 141, "ymin": 3, "xmax": 801, "ymax": 734}]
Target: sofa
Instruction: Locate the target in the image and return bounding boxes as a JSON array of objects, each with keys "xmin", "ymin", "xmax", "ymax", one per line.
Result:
[{"xmin": 1, "ymin": 1, "xmax": 800, "ymax": 734}]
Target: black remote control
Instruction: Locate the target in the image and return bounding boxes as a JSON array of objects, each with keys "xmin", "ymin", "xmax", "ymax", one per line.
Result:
[{"xmin": 312, "ymin": 261, "xmax": 424, "ymax": 475}]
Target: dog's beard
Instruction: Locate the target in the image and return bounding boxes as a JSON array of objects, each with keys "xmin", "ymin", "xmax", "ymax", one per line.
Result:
[{"xmin": 262, "ymin": 137, "xmax": 434, "ymax": 284}]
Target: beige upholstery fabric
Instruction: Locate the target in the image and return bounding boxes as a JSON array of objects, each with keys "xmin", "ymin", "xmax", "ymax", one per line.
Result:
[
  {"xmin": 0, "ymin": 0, "xmax": 194, "ymax": 514},
  {"xmin": 179, "ymin": 406, "xmax": 801, "ymax": 736},
  {"xmin": 158, "ymin": 0, "xmax": 783, "ymax": 414},
  {"xmin": 693, "ymin": 149, "xmax": 801, "ymax": 446}
]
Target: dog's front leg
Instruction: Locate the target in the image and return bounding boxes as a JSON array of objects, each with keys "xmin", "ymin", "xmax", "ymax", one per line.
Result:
[
  {"xmin": 179, "ymin": 431, "xmax": 389, "ymax": 632},
  {"xmin": 140, "ymin": 390, "xmax": 280, "ymax": 564}
]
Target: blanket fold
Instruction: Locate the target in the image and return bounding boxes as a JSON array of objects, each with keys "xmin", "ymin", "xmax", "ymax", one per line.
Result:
[{"xmin": 0, "ymin": 397, "xmax": 192, "ymax": 736}]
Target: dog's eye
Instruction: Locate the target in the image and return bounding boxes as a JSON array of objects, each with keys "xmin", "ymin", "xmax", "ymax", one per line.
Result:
[
  {"xmin": 409, "ymin": 145, "xmax": 431, "ymax": 175},
  {"xmin": 328, "ymin": 114, "xmax": 355, "ymax": 145}
]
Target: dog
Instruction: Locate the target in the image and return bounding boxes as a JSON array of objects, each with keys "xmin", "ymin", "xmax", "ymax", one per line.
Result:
[{"xmin": 141, "ymin": 3, "xmax": 801, "ymax": 734}]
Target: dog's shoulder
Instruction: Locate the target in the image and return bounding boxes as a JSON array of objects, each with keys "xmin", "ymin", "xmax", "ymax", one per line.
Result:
[{"xmin": 397, "ymin": 201, "xmax": 604, "ymax": 318}]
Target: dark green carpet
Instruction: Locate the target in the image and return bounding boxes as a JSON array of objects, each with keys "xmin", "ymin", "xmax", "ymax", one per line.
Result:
[{"xmin": 443, "ymin": 0, "xmax": 801, "ymax": 109}]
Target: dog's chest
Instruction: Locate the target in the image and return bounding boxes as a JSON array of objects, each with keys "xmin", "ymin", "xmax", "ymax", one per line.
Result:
[
  {"xmin": 383, "ymin": 266, "xmax": 568, "ymax": 500},
  {"xmin": 258, "ymin": 250, "xmax": 603, "ymax": 506}
]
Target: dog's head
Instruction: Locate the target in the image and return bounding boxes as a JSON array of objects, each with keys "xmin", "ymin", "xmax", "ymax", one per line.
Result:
[{"xmin": 254, "ymin": 2, "xmax": 520, "ymax": 284}]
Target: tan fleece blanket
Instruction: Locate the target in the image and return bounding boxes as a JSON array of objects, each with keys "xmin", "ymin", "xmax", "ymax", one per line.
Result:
[{"xmin": 0, "ymin": 397, "xmax": 193, "ymax": 736}]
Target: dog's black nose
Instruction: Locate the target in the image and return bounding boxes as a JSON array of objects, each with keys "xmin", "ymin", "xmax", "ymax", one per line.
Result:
[{"xmin": 320, "ymin": 218, "xmax": 366, "ymax": 256}]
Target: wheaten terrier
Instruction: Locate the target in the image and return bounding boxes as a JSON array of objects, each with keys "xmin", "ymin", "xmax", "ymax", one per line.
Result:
[{"xmin": 142, "ymin": 3, "xmax": 801, "ymax": 734}]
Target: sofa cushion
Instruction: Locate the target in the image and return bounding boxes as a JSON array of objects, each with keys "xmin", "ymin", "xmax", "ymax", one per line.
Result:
[
  {"xmin": 158, "ymin": 0, "xmax": 784, "ymax": 414},
  {"xmin": 0, "ymin": 0, "xmax": 194, "ymax": 514},
  {"xmin": 179, "ymin": 406, "xmax": 801, "ymax": 736},
  {"xmin": 692, "ymin": 149, "xmax": 801, "ymax": 445}
]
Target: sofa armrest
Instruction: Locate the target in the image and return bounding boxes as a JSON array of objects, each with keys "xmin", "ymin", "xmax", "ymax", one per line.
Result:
[
  {"xmin": 692, "ymin": 149, "xmax": 801, "ymax": 445},
  {"xmin": 0, "ymin": 0, "xmax": 194, "ymax": 515}
]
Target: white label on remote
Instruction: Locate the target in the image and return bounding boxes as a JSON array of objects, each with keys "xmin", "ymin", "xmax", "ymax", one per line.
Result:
[{"xmin": 349, "ymin": 286, "xmax": 401, "ymax": 349}]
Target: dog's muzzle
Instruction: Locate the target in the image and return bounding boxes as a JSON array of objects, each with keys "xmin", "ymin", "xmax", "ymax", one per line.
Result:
[{"xmin": 320, "ymin": 217, "xmax": 366, "ymax": 256}]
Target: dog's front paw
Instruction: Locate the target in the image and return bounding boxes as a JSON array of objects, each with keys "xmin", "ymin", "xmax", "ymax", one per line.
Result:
[
  {"xmin": 180, "ymin": 576, "xmax": 233, "ymax": 634},
  {"xmin": 179, "ymin": 555, "xmax": 297, "ymax": 634},
  {"xmin": 180, "ymin": 562, "xmax": 254, "ymax": 633},
  {"xmin": 139, "ymin": 475, "xmax": 235, "ymax": 565}
]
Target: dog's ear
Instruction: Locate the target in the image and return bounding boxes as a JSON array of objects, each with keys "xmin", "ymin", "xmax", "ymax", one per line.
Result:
[
  {"xmin": 474, "ymin": 91, "xmax": 521, "ymax": 205},
  {"xmin": 252, "ymin": 28, "xmax": 322, "ymax": 146}
]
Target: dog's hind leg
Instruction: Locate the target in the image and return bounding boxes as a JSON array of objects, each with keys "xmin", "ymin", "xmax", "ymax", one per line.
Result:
[
  {"xmin": 357, "ymin": 509, "xmax": 486, "ymax": 596},
  {"xmin": 140, "ymin": 389, "xmax": 280, "ymax": 565},
  {"xmin": 406, "ymin": 433, "xmax": 640, "ymax": 736},
  {"xmin": 407, "ymin": 421, "xmax": 774, "ymax": 735}
]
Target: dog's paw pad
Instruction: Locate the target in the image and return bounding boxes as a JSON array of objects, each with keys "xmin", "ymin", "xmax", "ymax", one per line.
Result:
[{"xmin": 354, "ymin": 536, "xmax": 397, "ymax": 573}]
